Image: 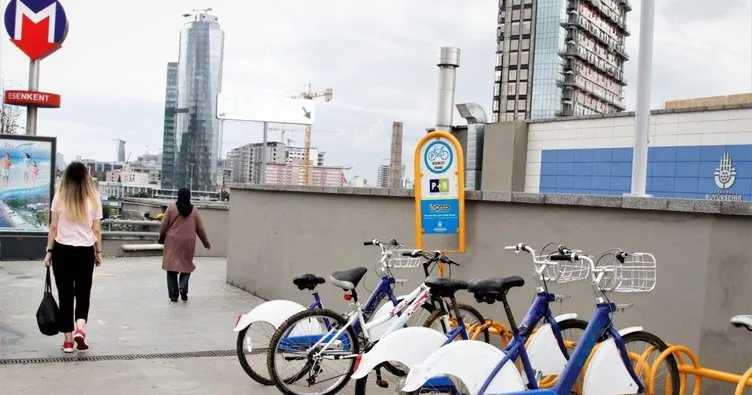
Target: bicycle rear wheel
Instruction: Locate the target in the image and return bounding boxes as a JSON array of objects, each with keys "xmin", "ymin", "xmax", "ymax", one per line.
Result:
[
  {"xmin": 267, "ymin": 308, "xmax": 360, "ymax": 395},
  {"xmin": 236, "ymin": 321, "xmax": 277, "ymax": 385}
]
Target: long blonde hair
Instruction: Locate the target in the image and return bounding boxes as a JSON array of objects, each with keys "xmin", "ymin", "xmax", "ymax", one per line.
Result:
[{"xmin": 57, "ymin": 162, "xmax": 100, "ymax": 223}]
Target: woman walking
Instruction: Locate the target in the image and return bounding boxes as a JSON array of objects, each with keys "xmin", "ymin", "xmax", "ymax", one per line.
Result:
[
  {"xmin": 44, "ymin": 162, "xmax": 103, "ymax": 353},
  {"xmin": 159, "ymin": 187, "xmax": 211, "ymax": 302}
]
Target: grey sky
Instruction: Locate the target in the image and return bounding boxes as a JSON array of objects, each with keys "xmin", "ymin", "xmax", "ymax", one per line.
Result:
[{"xmin": 0, "ymin": 0, "xmax": 749, "ymax": 182}]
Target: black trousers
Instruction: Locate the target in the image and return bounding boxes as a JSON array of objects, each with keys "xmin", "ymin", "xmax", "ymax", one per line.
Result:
[
  {"xmin": 166, "ymin": 271, "xmax": 191, "ymax": 299},
  {"xmin": 51, "ymin": 241, "xmax": 95, "ymax": 333}
]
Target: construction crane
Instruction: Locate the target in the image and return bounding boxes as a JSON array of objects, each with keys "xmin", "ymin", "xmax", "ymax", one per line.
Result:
[
  {"xmin": 291, "ymin": 84, "xmax": 333, "ymax": 185},
  {"xmin": 269, "ymin": 125, "xmax": 295, "ymax": 145}
]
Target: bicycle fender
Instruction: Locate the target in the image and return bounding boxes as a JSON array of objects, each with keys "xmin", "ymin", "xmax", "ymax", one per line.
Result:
[
  {"xmin": 400, "ymin": 340, "xmax": 525, "ymax": 394},
  {"xmin": 582, "ymin": 337, "xmax": 639, "ymax": 395},
  {"xmin": 526, "ymin": 322, "xmax": 569, "ymax": 377},
  {"xmin": 618, "ymin": 326, "xmax": 643, "ymax": 336},
  {"xmin": 553, "ymin": 313, "xmax": 578, "ymax": 322},
  {"xmin": 351, "ymin": 327, "xmax": 447, "ymax": 379},
  {"xmin": 233, "ymin": 300, "xmax": 308, "ymax": 332},
  {"xmin": 367, "ymin": 296, "xmax": 404, "ymax": 341}
]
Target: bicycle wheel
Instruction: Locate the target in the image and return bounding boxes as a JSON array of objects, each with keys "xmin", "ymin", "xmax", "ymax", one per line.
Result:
[
  {"xmin": 353, "ymin": 304, "xmax": 489, "ymax": 395},
  {"xmin": 619, "ymin": 331, "xmax": 680, "ymax": 395},
  {"xmin": 267, "ymin": 308, "xmax": 360, "ymax": 395},
  {"xmin": 236, "ymin": 321, "xmax": 277, "ymax": 385}
]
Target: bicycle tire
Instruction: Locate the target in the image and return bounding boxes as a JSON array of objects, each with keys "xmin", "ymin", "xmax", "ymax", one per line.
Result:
[
  {"xmin": 620, "ymin": 330, "xmax": 680, "ymax": 395},
  {"xmin": 236, "ymin": 324, "xmax": 275, "ymax": 385},
  {"xmin": 267, "ymin": 308, "xmax": 359, "ymax": 395},
  {"xmin": 353, "ymin": 304, "xmax": 490, "ymax": 395}
]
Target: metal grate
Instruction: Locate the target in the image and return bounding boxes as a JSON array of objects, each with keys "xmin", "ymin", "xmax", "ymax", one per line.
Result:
[{"xmin": 0, "ymin": 349, "xmax": 236, "ymax": 366}]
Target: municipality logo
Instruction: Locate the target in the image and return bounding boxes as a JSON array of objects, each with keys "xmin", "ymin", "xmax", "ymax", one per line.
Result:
[
  {"xmin": 713, "ymin": 152, "xmax": 736, "ymax": 189},
  {"xmin": 706, "ymin": 152, "xmax": 742, "ymax": 202}
]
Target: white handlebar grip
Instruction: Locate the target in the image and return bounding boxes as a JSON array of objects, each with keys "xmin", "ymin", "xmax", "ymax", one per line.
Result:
[{"xmin": 504, "ymin": 246, "xmax": 516, "ymax": 250}]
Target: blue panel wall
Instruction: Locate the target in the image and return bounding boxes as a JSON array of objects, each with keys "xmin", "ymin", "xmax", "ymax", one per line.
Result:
[{"xmin": 539, "ymin": 145, "xmax": 752, "ymax": 200}]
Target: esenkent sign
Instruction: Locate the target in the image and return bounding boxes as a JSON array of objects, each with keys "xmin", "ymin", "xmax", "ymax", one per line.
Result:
[
  {"xmin": 3, "ymin": 90, "xmax": 60, "ymax": 107},
  {"xmin": 4, "ymin": 0, "xmax": 69, "ymax": 60}
]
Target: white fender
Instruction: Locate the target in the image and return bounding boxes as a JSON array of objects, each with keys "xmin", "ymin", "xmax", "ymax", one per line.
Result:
[
  {"xmin": 233, "ymin": 300, "xmax": 308, "ymax": 332},
  {"xmin": 524, "ymin": 314, "xmax": 580, "ymax": 378},
  {"xmin": 582, "ymin": 337, "xmax": 639, "ymax": 395},
  {"xmin": 553, "ymin": 313, "xmax": 578, "ymax": 321},
  {"xmin": 526, "ymin": 322, "xmax": 569, "ymax": 377},
  {"xmin": 366, "ymin": 296, "xmax": 405, "ymax": 341},
  {"xmin": 618, "ymin": 326, "xmax": 643, "ymax": 336},
  {"xmin": 351, "ymin": 327, "xmax": 448, "ymax": 379},
  {"xmin": 401, "ymin": 340, "xmax": 525, "ymax": 395}
]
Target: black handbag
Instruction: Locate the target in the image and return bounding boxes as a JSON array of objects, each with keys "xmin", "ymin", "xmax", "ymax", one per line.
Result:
[{"xmin": 36, "ymin": 266, "xmax": 60, "ymax": 336}]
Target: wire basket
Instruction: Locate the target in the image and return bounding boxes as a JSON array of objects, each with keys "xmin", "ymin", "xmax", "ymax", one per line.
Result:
[
  {"xmin": 598, "ymin": 252, "xmax": 656, "ymax": 293},
  {"xmin": 384, "ymin": 249, "xmax": 422, "ymax": 269}
]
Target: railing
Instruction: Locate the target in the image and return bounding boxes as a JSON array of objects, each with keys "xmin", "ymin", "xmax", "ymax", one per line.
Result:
[{"xmin": 102, "ymin": 219, "xmax": 160, "ymax": 234}]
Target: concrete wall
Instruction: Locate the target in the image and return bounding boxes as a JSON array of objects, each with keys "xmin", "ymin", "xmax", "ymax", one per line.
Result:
[
  {"xmin": 120, "ymin": 199, "xmax": 229, "ymax": 257},
  {"xmin": 227, "ymin": 184, "xmax": 752, "ymax": 392}
]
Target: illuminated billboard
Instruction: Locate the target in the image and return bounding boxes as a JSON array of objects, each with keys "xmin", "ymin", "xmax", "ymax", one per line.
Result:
[{"xmin": 0, "ymin": 135, "xmax": 56, "ymax": 233}]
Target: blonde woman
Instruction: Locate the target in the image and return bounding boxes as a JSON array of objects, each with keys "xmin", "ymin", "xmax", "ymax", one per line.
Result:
[{"xmin": 44, "ymin": 162, "xmax": 103, "ymax": 353}]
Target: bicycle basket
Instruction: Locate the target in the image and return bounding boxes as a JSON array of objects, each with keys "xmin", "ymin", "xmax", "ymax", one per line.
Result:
[
  {"xmin": 385, "ymin": 249, "xmax": 422, "ymax": 269},
  {"xmin": 598, "ymin": 252, "xmax": 656, "ymax": 293}
]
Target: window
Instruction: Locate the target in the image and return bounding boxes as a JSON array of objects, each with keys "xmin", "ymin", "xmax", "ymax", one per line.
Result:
[
  {"xmin": 509, "ymin": 69, "xmax": 517, "ymax": 81},
  {"xmin": 512, "ymin": 9, "xmax": 521, "ymax": 20},
  {"xmin": 511, "ymin": 22, "xmax": 520, "ymax": 36},
  {"xmin": 496, "ymin": 53, "xmax": 503, "ymax": 66},
  {"xmin": 493, "ymin": 99, "xmax": 500, "ymax": 111},
  {"xmin": 507, "ymin": 101, "xmax": 516, "ymax": 111},
  {"xmin": 521, "ymin": 38, "xmax": 530, "ymax": 50},
  {"xmin": 505, "ymin": 112, "xmax": 516, "ymax": 122},
  {"xmin": 509, "ymin": 82, "xmax": 517, "ymax": 95},
  {"xmin": 522, "ymin": 21, "xmax": 531, "ymax": 35},
  {"xmin": 518, "ymin": 99, "xmax": 527, "ymax": 110},
  {"xmin": 511, "ymin": 40, "xmax": 519, "ymax": 51},
  {"xmin": 523, "ymin": 8, "xmax": 532, "ymax": 20},
  {"xmin": 494, "ymin": 83, "xmax": 500, "ymax": 96},
  {"xmin": 519, "ymin": 81, "xmax": 528, "ymax": 94},
  {"xmin": 520, "ymin": 51, "xmax": 530, "ymax": 65},
  {"xmin": 519, "ymin": 69, "xmax": 528, "ymax": 80},
  {"xmin": 510, "ymin": 52, "xmax": 518, "ymax": 65},
  {"xmin": 495, "ymin": 70, "xmax": 502, "ymax": 81}
]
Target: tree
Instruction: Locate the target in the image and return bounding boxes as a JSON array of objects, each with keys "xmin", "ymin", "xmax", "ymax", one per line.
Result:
[{"xmin": 0, "ymin": 83, "xmax": 23, "ymax": 135}]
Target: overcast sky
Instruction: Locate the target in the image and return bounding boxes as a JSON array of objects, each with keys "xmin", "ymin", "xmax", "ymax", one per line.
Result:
[{"xmin": 0, "ymin": 0, "xmax": 750, "ymax": 182}]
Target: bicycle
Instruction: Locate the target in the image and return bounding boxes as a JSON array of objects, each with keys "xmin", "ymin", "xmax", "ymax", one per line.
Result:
[
  {"xmin": 233, "ymin": 238, "xmax": 462, "ymax": 386},
  {"xmin": 266, "ymin": 246, "xmax": 486, "ymax": 395},
  {"xmin": 401, "ymin": 246, "xmax": 681, "ymax": 395},
  {"xmin": 392, "ymin": 242, "xmax": 592, "ymax": 394}
]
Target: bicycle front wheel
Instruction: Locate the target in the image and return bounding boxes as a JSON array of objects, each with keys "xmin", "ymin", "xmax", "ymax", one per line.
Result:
[
  {"xmin": 620, "ymin": 331, "xmax": 680, "ymax": 395},
  {"xmin": 267, "ymin": 308, "xmax": 360, "ymax": 395}
]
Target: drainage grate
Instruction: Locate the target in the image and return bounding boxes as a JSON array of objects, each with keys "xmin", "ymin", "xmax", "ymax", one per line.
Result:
[{"xmin": 0, "ymin": 349, "xmax": 237, "ymax": 366}]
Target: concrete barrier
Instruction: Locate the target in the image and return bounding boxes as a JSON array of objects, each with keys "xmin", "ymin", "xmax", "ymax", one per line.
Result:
[{"xmin": 226, "ymin": 183, "xmax": 752, "ymax": 393}]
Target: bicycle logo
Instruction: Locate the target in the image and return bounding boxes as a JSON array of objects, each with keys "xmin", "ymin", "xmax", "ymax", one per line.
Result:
[{"xmin": 423, "ymin": 141, "xmax": 453, "ymax": 174}]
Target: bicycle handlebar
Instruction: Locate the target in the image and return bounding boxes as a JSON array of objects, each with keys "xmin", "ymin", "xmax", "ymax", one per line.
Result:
[{"xmin": 401, "ymin": 249, "xmax": 460, "ymax": 266}]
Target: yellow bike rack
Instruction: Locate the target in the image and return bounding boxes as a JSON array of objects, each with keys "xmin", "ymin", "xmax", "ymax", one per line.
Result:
[{"xmin": 646, "ymin": 344, "xmax": 752, "ymax": 394}]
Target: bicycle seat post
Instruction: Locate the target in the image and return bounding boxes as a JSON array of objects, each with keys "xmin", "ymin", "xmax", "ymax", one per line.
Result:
[{"xmin": 500, "ymin": 291, "xmax": 520, "ymax": 334}]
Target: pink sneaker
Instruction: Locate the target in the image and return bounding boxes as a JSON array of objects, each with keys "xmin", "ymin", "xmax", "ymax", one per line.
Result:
[
  {"xmin": 73, "ymin": 330, "xmax": 89, "ymax": 351},
  {"xmin": 61, "ymin": 341, "xmax": 74, "ymax": 353}
]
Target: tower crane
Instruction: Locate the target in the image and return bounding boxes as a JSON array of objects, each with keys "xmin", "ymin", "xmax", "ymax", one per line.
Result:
[{"xmin": 291, "ymin": 84, "xmax": 333, "ymax": 185}]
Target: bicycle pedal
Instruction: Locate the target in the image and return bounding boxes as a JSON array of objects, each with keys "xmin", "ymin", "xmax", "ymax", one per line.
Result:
[{"xmin": 376, "ymin": 379, "xmax": 389, "ymax": 388}]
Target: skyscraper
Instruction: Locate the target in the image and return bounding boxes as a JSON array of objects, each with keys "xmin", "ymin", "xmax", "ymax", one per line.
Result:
[
  {"xmin": 116, "ymin": 139, "xmax": 126, "ymax": 162},
  {"xmin": 491, "ymin": 0, "xmax": 630, "ymax": 122},
  {"xmin": 163, "ymin": 9, "xmax": 225, "ymax": 191},
  {"xmin": 160, "ymin": 62, "xmax": 179, "ymax": 189}
]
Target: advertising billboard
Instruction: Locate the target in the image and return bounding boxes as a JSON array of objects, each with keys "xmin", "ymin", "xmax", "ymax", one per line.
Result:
[{"xmin": 0, "ymin": 135, "xmax": 56, "ymax": 233}]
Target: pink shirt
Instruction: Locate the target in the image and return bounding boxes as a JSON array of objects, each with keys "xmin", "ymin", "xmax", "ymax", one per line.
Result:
[{"xmin": 51, "ymin": 194, "xmax": 103, "ymax": 247}]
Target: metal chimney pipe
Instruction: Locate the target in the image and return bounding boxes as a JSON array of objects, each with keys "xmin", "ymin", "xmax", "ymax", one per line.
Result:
[{"xmin": 435, "ymin": 47, "xmax": 461, "ymax": 132}]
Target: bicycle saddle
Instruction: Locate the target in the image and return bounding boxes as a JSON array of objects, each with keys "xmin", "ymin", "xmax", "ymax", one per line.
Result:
[
  {"xmin": 330, "ymin": 267, "xmax": 368, "ymax": 291},
  {"xmin": 731, "ymin": 315, "xmax": 752, "ymax": 331},
  {"xmin": 292, "ymin": 273, "xmax": 326, "ymax": 291},
  {"xmin": 424, "ymin": 276, "xmax": 468, "ymax": 298},
  {"xmin": 467, "ymin": 276, "xmax": 525, "ymax": 304}
]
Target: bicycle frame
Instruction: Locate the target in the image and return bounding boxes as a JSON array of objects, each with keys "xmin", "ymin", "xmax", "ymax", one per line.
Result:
[
  {"xmin": 500, "ymin": 302, "xmax": 643, "ymax": 395},
  {"xmin": 475, "ymin": 291, "xmax": 572, "ymax": 393}
]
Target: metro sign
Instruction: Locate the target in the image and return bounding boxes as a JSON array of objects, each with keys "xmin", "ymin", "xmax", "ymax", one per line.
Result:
[{"xmin": 4, "ymin": 0, "xmax": 69, "ymax": 60}]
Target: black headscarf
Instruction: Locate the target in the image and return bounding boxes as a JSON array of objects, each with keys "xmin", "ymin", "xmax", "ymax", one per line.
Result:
[{"xmin": 176, "ymin": 187, "xmax": 194, "ymax": 217}]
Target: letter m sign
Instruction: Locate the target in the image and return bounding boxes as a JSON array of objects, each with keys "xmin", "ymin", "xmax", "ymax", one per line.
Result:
[{"xmin": 3, "ymin": 0, "xmax": 69, "ymax": 60}]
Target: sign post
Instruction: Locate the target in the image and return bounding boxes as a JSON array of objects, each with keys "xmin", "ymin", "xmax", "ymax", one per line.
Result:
[
  {"xmin": 2, "ymin": 0, "xmax": 69, "ymax": 136},
  {"xmin": 414, "ymin": 130, "xmax": 465, "ymax": 253}
]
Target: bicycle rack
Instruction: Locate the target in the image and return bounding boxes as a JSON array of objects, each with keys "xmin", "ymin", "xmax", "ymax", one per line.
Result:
[{"xmin": 646, "ymin": 344, "xmax": 752, "ymax": 395}]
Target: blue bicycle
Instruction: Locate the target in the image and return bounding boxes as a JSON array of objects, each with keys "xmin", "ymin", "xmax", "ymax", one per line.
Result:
[{"xmin": 401, "ymin": 246, "xmax": 681, "ymax": 395}]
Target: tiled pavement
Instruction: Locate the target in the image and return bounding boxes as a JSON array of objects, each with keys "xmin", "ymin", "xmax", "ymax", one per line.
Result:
[{"xmin": 0, "ymin": 257, "xmax": 389, "ymax": 394}]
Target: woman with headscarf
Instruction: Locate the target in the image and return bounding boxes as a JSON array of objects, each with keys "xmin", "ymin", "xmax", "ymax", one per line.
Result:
[{"xmin": 158, "ymin": 188, "xmax": 211, "ymax": 302}]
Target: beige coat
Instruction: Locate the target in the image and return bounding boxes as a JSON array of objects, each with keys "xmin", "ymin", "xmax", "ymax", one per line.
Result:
[{"xmin": 159, "ymin": 203, "xmax": 210, "ymax": 273}]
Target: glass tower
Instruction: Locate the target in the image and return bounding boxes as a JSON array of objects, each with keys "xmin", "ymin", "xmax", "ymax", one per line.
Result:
[
  {"xmin": 160, "ymin": 62, "xmax": 179, "ymax": 189},
  {"xmin": 170, "ymin": 9, "xmax": 225, "ymax": 192}
]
